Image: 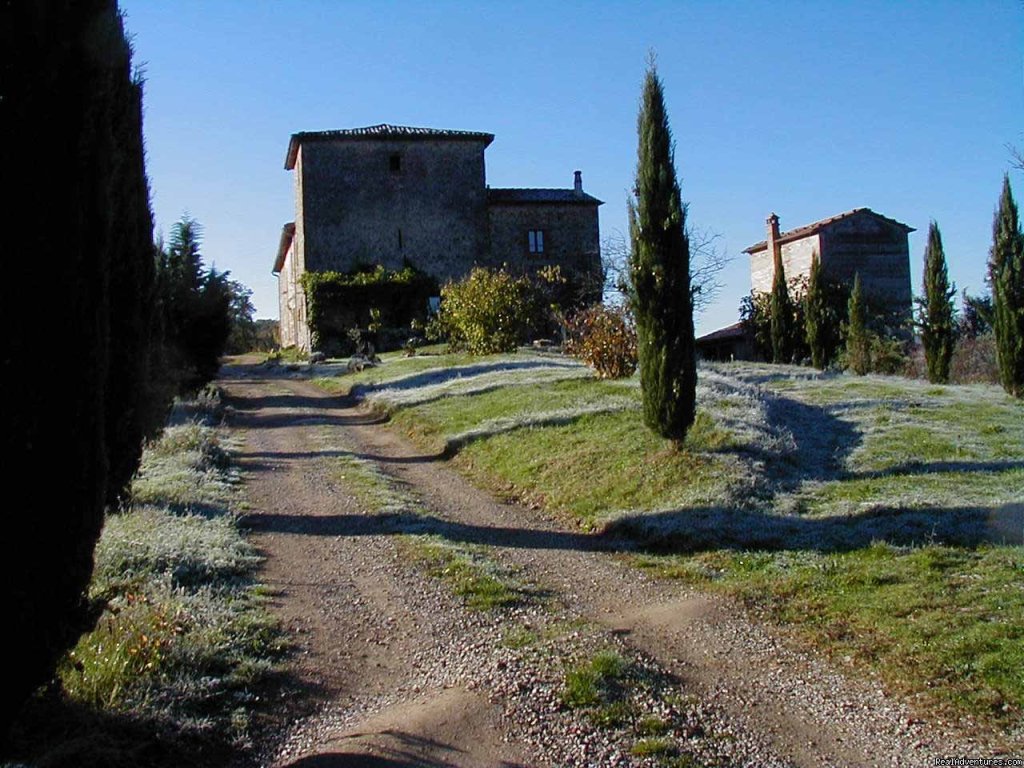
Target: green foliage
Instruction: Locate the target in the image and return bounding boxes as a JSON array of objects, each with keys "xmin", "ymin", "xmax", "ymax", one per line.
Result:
[
  {"xmin": 224, "ymin": 279, "xmax": 258, "ymax": 354},
  {"xmin": 433, "ymin": 266, "xmax": 535, "ymax": 354},
  {"xmin": 845, "ymin": 274, "xmax": 872, "ymax": 375},
  {"xmin": 628, "ymin": 60, "xmax": 696, "ymax": 443},
  {"xmin": 741, "ymin": 277, "xmax": 811, "ymax": 364},
  {"xmin": 804, "ymin": 254, "xmax": 846, "ymax": 370},
  {"xmin": 302, "ymin": 264, "xmax": 437, "ymax": 354},
  {"xmin": 156, "ymin": 217, "xmax": 234, "ymax": 391},
  {"xmin": 769, "ymin": 247, "xmax": 794, "ymax": 363},
  {"xmin": 989, "ymin": 175, "xmax": 1024, "ymax": 398},
  {"xmin": 917, "ymin": 221, "xmax": 957, "ymax": 383},
  {"xmin": 565, "ymin": 304, "xmax": 638, "ymax": 379},
  {"xmin": 562, "ymin": 650, "xmax": 626, "ymax": 709},
  {"xmin": 0, "ymin": 0, "xmax": 170, "ymax": 729},
  {"xmin": 960, "ymin": 290, "xmax": 993, "ymax": 339}
]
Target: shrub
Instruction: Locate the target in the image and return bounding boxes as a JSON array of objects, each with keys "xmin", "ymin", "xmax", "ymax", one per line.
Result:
[
  {"xmin": 565, "ymin": 304, "xmax": 638, "ymax": 379},
  {"xmin": 433, "ymin": 267, "xmax": 535, "ymax": 354},
  {"xmin": 950, "ymin": 333, "xmax": 1000, "ymax": 384}
]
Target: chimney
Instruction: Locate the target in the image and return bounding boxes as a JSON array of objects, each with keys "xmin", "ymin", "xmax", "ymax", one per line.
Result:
[
  {"xmin": 766, "ymin": 212, "xmax": 781, "ymax": 263},
  {"xmin": 574, "ymin": 170, "xmax": 583, "ymax": 194}
]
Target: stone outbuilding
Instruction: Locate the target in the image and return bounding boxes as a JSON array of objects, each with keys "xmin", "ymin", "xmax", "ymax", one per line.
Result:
[
  {"xmin": 696, "ymin": 207, "xmax": 915, "ymax": 361},
  {"xmin": 273, "ymin": 124, "xmax": 602, "ymax": 350},
  {"xmin": 744, "ymin": 208, "xmax": 914, "ymax": 327}
]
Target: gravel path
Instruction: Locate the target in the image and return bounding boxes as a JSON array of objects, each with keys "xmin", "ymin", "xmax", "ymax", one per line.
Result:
[{"xmin": 221, "ymin": 363, "xmax": 980, "ymax": 767}]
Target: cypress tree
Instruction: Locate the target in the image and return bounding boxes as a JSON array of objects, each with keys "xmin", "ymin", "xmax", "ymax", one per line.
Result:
[
  {"xmin": 628, "ymin": 60, "xmax": 696, "ymax": 445},
  {"xmin": 105, "ymin": 63, "xmax": 162, "ymax": 507},
  {"xmin": 769, "ymin": 246, "xmax": 793, "ymax": 363},
  {"xmin": 804, "ymin": 253, "xmax": 828, "ymax": 369},
  {"xmin": 989, "ymin": 175, "xmax": 1024, "ymax": 398},
  {"xmin": 846, "ymin": 273, "xmax": 871, "ymax": 375},
  {"xmin": 917, "ymin": 221, "xmax": 956, "ymax": 384},
  {"xmin": 0, "ymin": 0, "xmax": 126, "ymax": 730}
]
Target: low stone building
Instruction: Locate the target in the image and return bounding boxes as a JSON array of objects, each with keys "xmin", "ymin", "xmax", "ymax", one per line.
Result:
[
  {"xmin": 273, "ymin": 124, "xmax": 602, "ymax": 351},
  {"xmin": 745, "ymin": 208, "xmax": 914, "ymax": 326},
  {"xmin": 696, "ymin": 207, "xmax": 915, "ymax": 361}
]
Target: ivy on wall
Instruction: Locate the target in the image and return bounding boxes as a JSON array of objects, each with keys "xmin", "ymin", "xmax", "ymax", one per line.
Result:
[{"xmin": 301, "ymin": 265, "xmax": 438, "ymax": 353}]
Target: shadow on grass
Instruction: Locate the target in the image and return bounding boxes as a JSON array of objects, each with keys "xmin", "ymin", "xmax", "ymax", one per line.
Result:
[
  {"xmin": 350, "ymin": 359, "xmax": 582, "ymax": 397},
  {"xmin": 606, "ymin": 501, "xmax": 1024, "ymax": 553},
  {"xmin": 4, "ymin": 663, "xmax": 332, "ymax": 768},
  {"xmin": 243, "ymin": 509, "xmax": 619, "ymax": 554}
]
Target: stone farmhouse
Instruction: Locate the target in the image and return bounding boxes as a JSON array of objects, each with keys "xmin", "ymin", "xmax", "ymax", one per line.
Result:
[
  {"xmin": 273, "ymin": 124, "xmax": 603, "ymax": 350},
  {"xmin": 697, "ymin": 207, "xmax": 915, "ymax": 360}
]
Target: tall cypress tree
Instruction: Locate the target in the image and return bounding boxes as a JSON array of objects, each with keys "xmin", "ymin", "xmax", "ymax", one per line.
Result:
[
  {"xmin": 1, "ymin": 0, "xmax": 125, "ymax": 730},
  {"xmin": 846, "ymin": 273, "xmax": 871, "ymax": 375},
  {"xmin": 769, "ymin": 246, "xmax": 793, "ymax": 363},
  {"xmin": 628, "ymin": 60, "xmax": 696, "ymax": 445},
  {"xmin": 917, "ymin": 221, "xmax": 956, "ymax": 384},
  {"xmin": 989, "ymin": 175, "xmax": 1024, "ymax": 398},
  {"xmin": 804, "ymin": 253, "xmax": 828, "ymax": 369}
]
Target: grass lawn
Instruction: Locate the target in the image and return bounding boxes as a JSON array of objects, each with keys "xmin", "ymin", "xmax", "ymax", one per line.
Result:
[{"xmin": 312, "ymin": 350, "xmax": 1024, "ymax": 739}]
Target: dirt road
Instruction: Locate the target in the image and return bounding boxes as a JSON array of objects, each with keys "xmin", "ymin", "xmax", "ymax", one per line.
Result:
[{"xmin": 221, "ymin": 363, "xmax": 975, "ymax": 767}]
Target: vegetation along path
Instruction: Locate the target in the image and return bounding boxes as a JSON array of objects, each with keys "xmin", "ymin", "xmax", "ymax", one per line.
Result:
[{"xmin": 221, "ymin": 356, "xmax": 1004, "ymax": 767}]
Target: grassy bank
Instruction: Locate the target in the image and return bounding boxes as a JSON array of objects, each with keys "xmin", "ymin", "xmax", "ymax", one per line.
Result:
[
  {"xmin": 6, "ymin": 391, "xmax": 281, "ymax": 768},
  {"xmin": 312, "ymin": 350, "xmax": 1023, "ymax": 739}
]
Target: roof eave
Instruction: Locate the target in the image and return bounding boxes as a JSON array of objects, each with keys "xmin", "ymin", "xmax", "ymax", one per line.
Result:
[{"xmin": 272, "ymin": 222, "xmax": 296, "ymax": 274}]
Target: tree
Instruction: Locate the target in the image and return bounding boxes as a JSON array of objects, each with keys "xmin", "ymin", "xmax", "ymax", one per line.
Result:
[
  {"xmin": 959, "ymin": 290, "xmax": 993, "ymax": 339},
  {"xmin": 628, "ymin": 59, "xmax": 696, "ymax": 445},
  {"xmin": 845, "ymin": 273, "xmax": 871, "ymax": 375},
  {"xmin": 769, "ymin": 245, "xmax": 794, "ymax": 363},
  {"xmin": 916, "ymin": 222, "xmax": 957, "ymax": 384},
  {"xmin": 224, "ymin": 279, "xmax": 259, "ymax": 354},
  {"xmin": 156, "ymin": 217, "xmax": 233, "ymax": 390},
  {"xmin": 989, "ymin": 175, "xmax": 1024, "ymax": 397},
  {"xmin": 804, "ymin": 253, "xmax": 847, "ymax": 370},
  {"xmin": 0, "ymin": 0, "xmax": 162, "ymax": 731}
]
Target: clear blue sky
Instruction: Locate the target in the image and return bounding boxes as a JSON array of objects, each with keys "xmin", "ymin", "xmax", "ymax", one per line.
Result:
[{"xmin": 121, "ymin": 0, "xmax": 1023, "ymax": 335}]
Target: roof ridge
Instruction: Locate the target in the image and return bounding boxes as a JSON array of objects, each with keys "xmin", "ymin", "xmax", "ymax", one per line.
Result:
[{"xmin": 743, "ymin": 208, "xmax": 914, "ymax": 253}]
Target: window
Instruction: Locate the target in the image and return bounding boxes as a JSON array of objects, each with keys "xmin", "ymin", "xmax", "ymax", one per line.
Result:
[
  {"xmin": 389, "ymin": 153, "xmax": 402, "ymax": 173},
  {"xmin": 527, "ymin": 229, "xmax": 545, "ymax": 254}
]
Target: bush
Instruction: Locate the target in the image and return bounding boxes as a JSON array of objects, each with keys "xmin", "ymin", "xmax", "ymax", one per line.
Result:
[
  {"xmin": 432, "ymin": 267, "xmax": 535, "ymax": 354},
  {"xmin": 565, "ymin": 304, "xmax": 638, "ymax": 379},
  {"xmin": 951, "ymin": 333, "xmax": 1000, "ymax": 384}
]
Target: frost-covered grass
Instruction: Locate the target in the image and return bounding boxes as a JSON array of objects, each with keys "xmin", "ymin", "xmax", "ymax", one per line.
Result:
[
  {"xmin": 10, "ymin": 394, "xmax": 281, "ymax": 768},
  {"xmin": 319, "ymin": 352, "xmax": 1024, "ymax": 737}
]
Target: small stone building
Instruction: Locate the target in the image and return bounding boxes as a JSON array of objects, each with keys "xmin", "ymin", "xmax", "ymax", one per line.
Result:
[
  {"xmin": 745, "ymin": 208, "xmax": 914, "ymax": 326},
  {"xmin": 696, "ymin": 207, "xmax": 914, "ymax": 361},
  {"xmin": 274, "ymin": 124, "xmax": 602, "ymax": 350}
]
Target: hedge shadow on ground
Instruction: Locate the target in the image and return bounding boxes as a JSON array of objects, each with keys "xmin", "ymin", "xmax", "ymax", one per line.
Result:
[{"xmin": 606, "ymin": 501, "xmax": 1024, "ymax": 553}]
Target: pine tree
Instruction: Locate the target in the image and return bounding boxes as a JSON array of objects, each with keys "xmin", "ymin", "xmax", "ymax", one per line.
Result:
[
  {"xmin": 989, "ymin": 175, "xmax": 1024, "ymax": 398},
  {"xmin": 769, "ymin": 246, "xmax": 793, "ymax": 363},
  {"xmin": 628, "ymin": 59, "xmax": 696, "ymax": 445},
  {"xmin": 804, "ymin": 253, "xmax": 828, "ymax": 369},
  {"xmin": 917, "ymin": 221, "xmax": 956, "ymax": 384},
  {"xmin": 846, "ymin": 273, "xmax": 871, "ymax": 375}
]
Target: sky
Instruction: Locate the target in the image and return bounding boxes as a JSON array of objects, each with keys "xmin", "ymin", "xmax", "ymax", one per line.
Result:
[{"xmin": 121, "ymin": 0, "xmax": 1023, "ymax": 335}]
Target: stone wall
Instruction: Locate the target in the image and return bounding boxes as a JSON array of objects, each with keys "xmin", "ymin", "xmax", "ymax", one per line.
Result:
[
  {"xmin": 488, "ymin": 202, "xmax": 602, "ymax": 301},
  {"xmin": 297, "ymin": 138, "xmax": 490, "ymax": 281},
  {"xmin": 750, "ymin": 234, "xmax": 820, "ymax": 294},
  {"xmin": 819, "ymin": 215, "xmax": 912, "ymax": 324}
]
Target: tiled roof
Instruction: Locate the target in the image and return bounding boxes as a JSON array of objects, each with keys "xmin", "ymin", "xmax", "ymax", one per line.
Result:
[
  {"xmin": 743, "ymin": 208, "xmax": 915, "ymax": 254},
  {"xmin": 272, "ymin": 222, "xmax": 295, "ymax": 274},
  {"xmin": 696, "ymin": 322, "xmax": 747, "ymax": 344},
  {"xmin": 285, "ymin": 124, "xmax": 495, "ymax": 168},
  {"xmin": 488, "ymin": 188, "xmax": 603, "ymax": 205}
]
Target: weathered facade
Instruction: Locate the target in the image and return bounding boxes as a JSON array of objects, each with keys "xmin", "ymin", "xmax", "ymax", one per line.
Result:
[
  {"xmin": 744, "ymin": 208, "xmax": 914, "ymax": 327},
  {"xmin": 274, "ymin": 124, "xmax": 602, "ymax": 351},
  {"xmin": 695, "ymin": 207, "xmax": 914, "ymax": 361}
]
